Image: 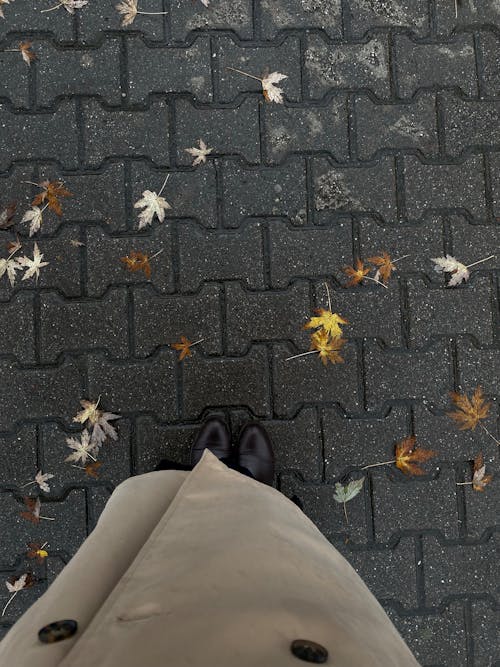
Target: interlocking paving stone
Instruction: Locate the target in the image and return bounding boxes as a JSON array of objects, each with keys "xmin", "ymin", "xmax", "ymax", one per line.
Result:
[{"xmin": 0, "ymin": 0, "xmax": 498, "ymax": 659}]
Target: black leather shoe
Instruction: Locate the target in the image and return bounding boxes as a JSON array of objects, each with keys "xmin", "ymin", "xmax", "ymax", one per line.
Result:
[
  {"xmin": 237, "ymin": 422, "xmax": 275, "ymax": 486},
  {"xmin": 190, "ymin": 418, "xmax": 232, "ymax": 466}
]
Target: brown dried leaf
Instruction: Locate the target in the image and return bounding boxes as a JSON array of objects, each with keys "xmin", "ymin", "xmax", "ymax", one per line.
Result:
[
  {"xmin": 19, "ymin": 41, "xmax": 36, "ymax": 65},
  {"xmin": 343, "ymin": 258, "xmax": 371, "ymax": 286},
  {"xmin": 472, "ymin": 452, "xmax": 493, "ymax": 492},
  {"xmin": 447, "ymin": 386, "xmax": 491, "ymax": 431},
  {"xmin": 32, "ymin": 180, "xmax": 72, "ymax": 217},
  {"xmin": 303, "ymin": 308, "xmax": 349, "ymax": 339},
  {"xmin": 395, "ymin": 436, "xmax": 435, "ymax": 476},
  {"xmin": 0, "ymin": 202, "xmax": 16, "ymax": 229},
  {"xmin": 120, "ymin": 250, "xmax": 151, "ymax": 279},
  {"xmin": 366, "ymin": 251, "xmax": 396, "ymax": 284},
  {"xmin": 171, "ymin": 335, "xmax": 195, "ymax": 361},
  {"xmin": 309, "ymin": 330, "xmax": 346, "ymax": 366}
]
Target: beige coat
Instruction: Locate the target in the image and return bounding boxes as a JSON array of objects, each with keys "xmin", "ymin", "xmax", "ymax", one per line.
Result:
[{"xmin": 0, "ymin": 449, "xmax": 419, "ymax": 666}]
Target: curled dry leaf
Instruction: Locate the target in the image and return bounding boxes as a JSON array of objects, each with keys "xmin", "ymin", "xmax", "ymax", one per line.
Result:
[
  {"xmin": 26, "ymin": 542, "xmax": 49, "ymax": 563},
  {"xmin": 6, "ymin": 236, "xmax": 22, "ymax": 255},
  {"xmin": 367, "ymin": 251, "xmax": 396, "ymax": 284},
  {"xmin": 303, "ymin": 308, "xmax": 348, "ymax": 339},
  {"xmin": 21, "ymin": 206, "xmax": 44, "ymax": 236},
  {"xmin": 3, "ymin": 573, "xmax": 35, "ymax": 617},
  {"xmin": 19, "ymin": 41, "xmax": 36, "ymax": 65},
  {"xmin": 19, "ymin": 497, "xmax": 54, "ymax": 523},
  {"xmin": 84, "ymin": 461, "xmax": 103, "ymax": 479},
  {"xmin": 171, "ymin": 335, "xmax": 204, "ymax": 361},
  {"xmin": 472, "ymin": 452, "xmax": 493, "ymax": 492},
  {"xmin": 343, "ymin": 258, "xmax": 371, "ymax": 286},
  {"xmin": 431, "ymin": 255, "xmax": 469, "ymax": 286},
  {"xmin": 261, "ymin": 71, "xmax": 287, "ymax": 103},
  {"xmin": 115, "ymin": 0, "xmax": 137, "ymax": 25},
  {"xmin": 32, "ymin": 180, "xmax": 72, "ymax": 217},
  {"xmin": 395, "ymin": 436, "xmax": 435, "ymax": 476},
  {"xmin": 309, "ymin": 330, "xmax": 346, "ymax": 366},
  {"xmin": 185, "ymin": 139, "xmax": 213, "ymax": 166},
  {"xmin": 121, "ymin": 250, "xmax": 152, "ymax": 279},
  {"xmin": 0, "ymin": 202, "xmax": 16, "ymax": 229},
  {"xmin": 447, "ymin": 386, "xmax": 491, "ymax": 431}
]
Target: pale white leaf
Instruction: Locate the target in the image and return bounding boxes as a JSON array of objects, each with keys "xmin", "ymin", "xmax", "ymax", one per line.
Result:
[
  {"xmin": 65, "ymin": 429, "xmax": 98, "ymax": 464},
  {"xmin": 261, "ymin": 71, "xmax": 287, "ymax": 104},
  {"xmin": 17, "ymin": 242, "xmax": 49, "ymax": 283},
  {"xmin": 115, "ymin": 0, "xmax": 137, "ymax": 25},
  {"xmin": 134, "ymin": 190, "xmax": 171, "ymax": 229},
  {"xmin": 0, "ymin": 257, "xmax": 21, "ymax": 287},
  {"xmin": 431, "ymin": 255, "xmax": 469, "ymax": 286},
  {"xmin": 184, "ymin": 138, "xmax": 213, "ymax": 166},
  {"xmin": 6, "ymin": 574, "xmax": 28, "ymax": 594},
  {"xmin": 34, "ymin": 470, "xmax": 55, "ymax": 493},
  {"xmin": 21, "ymin": 206, "xmax": 43, "ymax": 236},
  {"xmin": 333, "ymin": 478, "xmax": 364, "ymax": 504}
]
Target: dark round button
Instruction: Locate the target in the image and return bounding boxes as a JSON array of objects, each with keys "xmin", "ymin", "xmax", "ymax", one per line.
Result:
[
  {"xmin": 291, "ymin": 639, "xmax": 328, "ymax": 663},
  {"xmin": 38, "ymin": 620, "xmax": 78, "ymax": 644}
]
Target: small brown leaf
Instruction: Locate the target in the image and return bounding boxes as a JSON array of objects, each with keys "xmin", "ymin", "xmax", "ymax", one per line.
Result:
[
  {"xmin": 472, "ymin": 452, "xmax": 493, "ymax": 492},
  {"xmin": 84, "ymin": 461, "xmax": 103, "ymax": 479},
  {"xmin": 171, "ymin": 335, "xmax": 195, "ymax": 361},
  {"xmin": 343, "ymin": 258, "xmax": 371, "ymax": 286},
  {"xmin": 366, "ymin": 251, "xmax": 396, "ymax": 284},
  {"xmin": 19, "ymin": 41, "xmax": 36, "ymax": 65},
  {"xmin": 120, "ymin": 250, "xmax": 151, "ymax": 279},
  {"xmin": 32, "ymin": 180, "xmax": 72, "ymax": 217},
  {"xmin": 309, "ymin": 330, "xmax": 346, "ymax": 366},
  {"xmin": 395, "ymin": 436, "xmax": 435, "ymax": 476},
  {"xmin": 0, "ymin": 202, "xmax": 16, "ymax": 229},
  {"xmin": 447, "ymin": 386, "xmax": 491, "ymax": 431}
]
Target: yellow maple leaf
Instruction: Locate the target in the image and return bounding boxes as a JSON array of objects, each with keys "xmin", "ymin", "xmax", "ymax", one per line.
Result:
[
  {"xmin": 310, "ymin": 330, "xmax": 346, "ymax": 366},
  {"xmin": 447, "ymin": 386, "xmax": 491, "ymax": 431},
  {"xmin": 303, "ymin": 308, "xmax": 349, "ymax": 338},
  {"xmin": 395, "ymin": 436, "xmax": 435, "ymax": 476}
]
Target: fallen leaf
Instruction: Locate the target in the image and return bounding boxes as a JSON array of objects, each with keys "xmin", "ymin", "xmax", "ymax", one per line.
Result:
[
  {"xmin": 261, "ymin": 71, "xmax": 287, "ymax": 103},
  {"xmin": 343, "ymin": 258, "xmax": 371, "ymax": 286},
  {"xmin": 303, "ymin": 308, "xmax": 348, "ymax": 339},
  {"xmin": 6, "ymin": 235, "xmax": 22, "ymax": 255},
  {"xmin": 17, "ymin": 242, "xmax": 49, "ymax": 283},
  {"xmin": 0, "ymin": 0, "xmax": 11, "ymax": 20},
  {"xmin": 121, "ymin": 250, "xmax": 151, "ymax": 279},
  {"xmin": 19, "ymin": 41, "xmax": 36, "ymax": 65},
  {"xmin": 395, "ymin": 436, "xmax": 435, "ymax": 476},
  {"xmin": 367, "ymin": 251, "xmax": 396, "ymax": 284},
  {"xmin": 431, "ymin": 255, "xmax": 469, "ymax": 286},
  {"xmin": 45, "ymin": 0, "xmax": 88, "ymax": 13},
  {"xmin": 472, "ymin": 452, "xmax": 493, "ymax": 491},
  {"xmin": 65, "ymin": 429, "xmax": 98, "ymax": 464},
  {"xmin": 115, "ymin": 0, "xmax": 137, "ymax": 25},
  {"xmin": 21, "ymin": 206, "xmax": 44, "ymax": 236},
  {"xmin": 134, "ymin": 189, "xmax": 171, "ymax": 229},
  {"xmin": 73, "ymin": 399, "xmax": 121, "ymax": 448},
  {"xmin": 32, "ymin": 180, "xmax": 72, "ymax": 217},
  {"xmin": 309, "ymin": 330, "xmax": 346, "ymax": 366},
  {"xmin": 5, "ymin": 573, "xmax": 33, "ymax": 594},
  {"xmin": 26, "ymin": 542, "xmax": 49, "ymax": 563},
  {"xmin": 171, "ymin": 335, "xmax": 195, "ymax": 361},
  {"xmin": 0, "ymin": 255, "xmax": 21, "ymax": 287},
  {"xmin": 333, "ymin": 478, "xmax": 364, "ymax": 504},
  {"xmin": 185, "ymin": 139, "xmax": 213, "ymax": 166},
  {"xmin": 0, "ymin": 202, "xmax": 16, "ymax": 229},
  {"xmin": 69, "ymin": 239, "xmax": 85, "ymax": 247},
  {"xmin": 84, "ymin": 461, "xmax": 103, "ymax": 479},
  {"xmin": 20, "ymin": 497, "xmax": 42, "ymax": 524},
  {"xmin": 34, "ymin": 470, "xmax": 54, "ymax": 493},
  {"xmin": 447, "ymin": 386, "xmax": 491, "ymax": 431}
]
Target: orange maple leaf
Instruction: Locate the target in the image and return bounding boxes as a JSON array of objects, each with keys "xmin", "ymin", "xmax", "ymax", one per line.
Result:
[
  {"xmin": 32, "ymin": 180, "xmax": 72, "ymax": 217},
  {"xmin": 19, "ymin": 497, "xmax": 40, "ymax": 524},
  {"xmin": 172, "ymin": 335, "xmax": 194, "ymax": 361},
  {"xmin": 120, "ymin": 250, "xmax": 152, "ymax": 279},
  {"xmin": 310, "ymin": 330, "xmax": 346, "ymax": 366},
  {"xmin": 343, "ymin": 258, "xmax": 371, "ymax": 286},
  {"xmin": 19, "ymin": 41, "xmax": 36, "ymax": 65},
  {"xmin": 395, "ymin": 436, "xmax": 435, "ymax": 476},
  {"xmin": 447, "ymin": 386, "xmax": 491, "ymax": 431},
  {"xmin": 366, "ymin": 251, "xmax": 396, "ymax": 284},
  {"xmin": 472, "ymin": 452, "xmax": 493, "ymax": 491}
]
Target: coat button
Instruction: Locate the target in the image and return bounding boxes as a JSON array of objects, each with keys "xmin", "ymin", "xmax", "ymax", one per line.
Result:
[
  {"xmin": 290, "ymin": 639, "xmax": 329, "ymax": 663},
  {"xmin": 38, "ymin": 620, "xmax": 78, "ymax": 644}
]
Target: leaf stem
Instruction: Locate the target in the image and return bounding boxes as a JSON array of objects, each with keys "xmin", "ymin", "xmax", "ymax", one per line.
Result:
[
  {"xmin": 21, "ymin": 480, "xmax": 35, "ymax": 488},
  {"xmin": 392, "ymin": 254, "xmax": 411, "ymax": 263},
  {"xmin": 149, "ymin": 249, "xmax": 164, "ymax": 261},
  {"xmin": 158, "ymin": 174, "xmax": 170, "ymax": 196},
  {"xmin": 479, "ymin": 422, "xmax": 500, "ymax": 446},
  {"xmin": 343, "ymin": 500, "xmax": 348, "ymax": 524},
  {"xmin": 40, "ymin": 516, "xmax": 56, "ymax": 521},
  {"xmin": 2, "ymin": 592, "xmax": 17, "ymax": 617},
  {"xmin": 465, "ymin": 254, "xmax": 495, "ymax": 269},
  {"xmin": 190, "ymin": 338, "xmax": 205, "ymax": 347},
  {"xmin": 137, "ymin": 10, "xmax": 169, "ymax": 15},
  {"xmin": 40, "ymin": 3, "xmax": 63, "ymax": 12},
  {"xmin": 324, "ymin": 281, "xmax": 332, "ymax": 312},
  {"xmin": 226, "ymin": 66, "xmax": 263, "ymax": 82},
  {"xmin": 456, "ymin": 481, "xmax": 473, "ymax": 485},
  {"xmin": 285, "ymin": 349, "xmax": 318, "ymax": 362},
  {"xmin": 364, "ymin": 275, "xmax": 388, "ymax": 288},
  {"xmin": 361, "ymin": 459, "xmax": 396, "ymax": 469}
]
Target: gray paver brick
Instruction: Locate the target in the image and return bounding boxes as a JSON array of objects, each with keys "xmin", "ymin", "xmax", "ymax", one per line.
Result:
[
  {"xmin": 0, "ymin": 101, "xmax": 78, "ymax": 171},
  {"xmin": 217, "ymin": 35, "xmax": 302, "ymax": 103},
  {"xmin": 470, "ymin": 600, "xmax": 500, "ymax": 667},
  {"xmin": 488, "ymin": 152, "xmax": 500, "ymax": 220},
  {"xmin": 135, "ymin": 417, "xmax": 200, "ymax": 473},
  {"xmin": 0, "ymin": 292, "xmax": 35, "ymax": 364},
  {"xmin": 422, "ymin": 533, "xmax": 499, "ymax": 605},
  {"xmin": 394, "ymin": 34, "xmax": 478, "ymax": 98},
  {"xmin": 133, "ymin": 284, "xmax": 223, "ymax": 357},
  {"xmin": 182, "ymin": 346, "xmax": 271, "ymax": 419},
  {"xmin": 261, "ymin": 0, "xmax": 342, "ymax": 38},
  {"xmin": 364, "ymin": 340, "xmax": 453, "ymax": 411},
  {"xmin": 371, "ymin": 468, "xmax": 459, "ymax": 541},
  {"xmin": 434, "ymin": 0, "xmax": 500, "ymax": 36},
  {"xmin": 174, "ymin": 97, "xmax": 260, "ymax": 165},
  {"xmin": 347, "ymin": 0, "xmax": 429, "ymax": 38},
  {"xmin": 0, "ymin": 360, "xmax": 83, "ymax": 431},
  {"xmin": 335, "ymin": 538, "xmax": 419, "ymax": 608},
  {"xmin": 82, "ymin": 99, "xmax": 170, "ymax": 168},
  {"xmin": 460, "ymin": 464, "xmax": 498, "ymax": 539},
  {"xmin": 268, "ymin": 219, "xmax": 352, "ymax": 288},
  {"xmin": 87, "ymin": 350, "xmax": 178, "ymax": 421},
  {"xmin": 0, "ymin": 3, "xmax": 74, "ymax": 41},
  {"xmin": 127, "ymin": 36, "xmax": 213, "ymax": 104},
  {"xmin": 178, "ymin": 219, "xmax": 265, "ymax": 291},
  {"xmin": 478, "ymin": 31, "xmax": 500, "ymax": 96},
  {"xmin": 0, "ymin": 48, "xmax": 30, "ymax": 108},
  {"xmin": 170, "ymin": 0, "xmax": 253, "ymax": 41},
  {"xmin": 355, "ymin": 92, "xmax": 439, "ymax": 160},
  {"xmin": 225, "ymin": 281, "xmax": 311, "ymax": 355},
  {"xmin": 36, "ymin": 39, "xmax": 122, "ymax": 107},
  {"xmin": 441, "ymin": 94, "xmax": 500, "ymax": 156},
  {"xmin": 305, "ymin": 34, "xmax": 391, "ymax": 100},
  {"xmin": 78, "ymin": 0, "xmax": 166, "ymax": 43},
  {"xmin": 0, "ymin": 425, "xmax": 38, "ymax": 486},
  {"xmin": 456, "ymin": 338, "xmax": 500, "ymax": 398},
  {"xmin": 312, "ymin": 156, "xmax": 398, "ymax": 223},
  {"xmin": 39, "ymin": 288, "xmax": 130, "ymax": 362},
  {"xmin": 403, "ymin": 155, "xmax": 488, "ymax": 222},
  {"xmin": 386, "ymin": 603, "xmax": 468, "ymax": 666},
  {"xmin": 322, "ymin": 406, "xmax": 409, "ymax": 479},
  {"xmin": 448, "ymin": 216, "xmax": 500, "ymax": 269},
  {"xmin": 222, "ymin": 159, "xmax": 308, "ymax": 227},
  {"xmin": 263, "ymin": 96, "xmax": 349, "ymax": 163},
  {"xmin": 407, "ymin": 275, "xmax": 494, "ymax": 346},
  {"xmin": 272, "ymin": 341, "xmax": 361, "ymax": 417}
]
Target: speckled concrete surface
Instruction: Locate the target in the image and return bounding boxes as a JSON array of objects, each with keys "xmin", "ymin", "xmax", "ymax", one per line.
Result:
[{"xmin": 0, "ymin": 1, "xmax": 499, "ymax": 664}]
